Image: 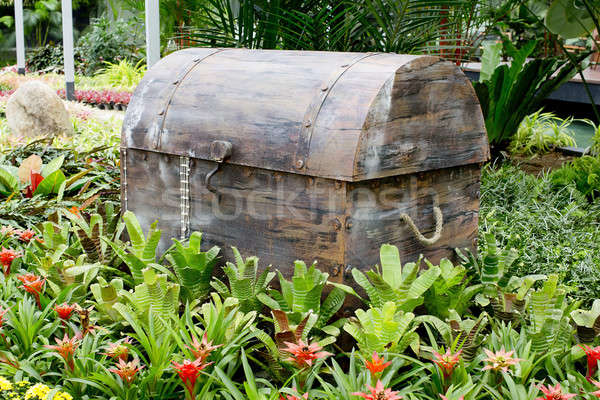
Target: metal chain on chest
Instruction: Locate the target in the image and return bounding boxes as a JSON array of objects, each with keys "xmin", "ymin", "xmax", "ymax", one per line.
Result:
[{"xmin": 179, "ymin": 156, "xmax": 191, "ymax": 240}]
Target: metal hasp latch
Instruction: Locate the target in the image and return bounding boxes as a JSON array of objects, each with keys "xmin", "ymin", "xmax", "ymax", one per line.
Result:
[{"xmin": 205, "ymin": 140, "xmax": 233, "ymax": 193}]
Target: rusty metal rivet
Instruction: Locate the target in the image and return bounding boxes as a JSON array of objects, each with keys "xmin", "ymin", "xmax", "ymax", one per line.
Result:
[
  {"xmin": 321, "ymin": 86, "xmax": 328, "ymax": 91},
  {"xmin": 345, "ymin": 219, "xmax": 353, "ymax": 231},
  {"xmin": 304, "ymin": 120, "xmax": 312, "ymax": 128},
  {"xmin": 173, "ymin": 80, "xmax": 179, "ymax": 85},
  {"xmin": 158, "ymin": 109, "xmax": 165, "ymax": 116},
  {"xmin": 296, "ymin": 159, "xmax": 305, "ymax": 169},
  {"xmin": 341, "ymin": 64, "xmax": 349, "ymax": 68},
  {"xmin": 331, "ymin": 218, "xmax": 342, "ymax": 231}
]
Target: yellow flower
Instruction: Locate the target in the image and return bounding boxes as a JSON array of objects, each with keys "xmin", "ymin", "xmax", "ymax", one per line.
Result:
[
  {"xmin": 24, "ymin": 383, "xmax": 50, "ymax": 400},
  {"xmin": 0, "ymin": 376, "xmax": 13, "ymax": 391},
  {"xmin": 53, "ymin": 392, "xmax": 73, "ymax": 400}
]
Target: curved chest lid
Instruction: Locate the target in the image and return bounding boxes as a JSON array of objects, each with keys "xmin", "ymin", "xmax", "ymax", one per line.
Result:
[{"xmin": 123, "ymin": 48, "xmax": 489, "ymax": 181}]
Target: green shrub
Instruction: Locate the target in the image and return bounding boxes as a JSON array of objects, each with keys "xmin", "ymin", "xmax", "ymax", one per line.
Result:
[
  {"xmin": 76, "ymin": 17, "xmax": 144, "ymax": 76},
  {"xmin": 25, "ymin": 43, "xmax": 65, "ymax": 73},
  {"xmin": 550, "ymin": 155, "xmax": 600, "ymax": 199},
  {"xmin": 473, "ymin": 39, "xmax": 587, "ymax": 149},
  {"xmin": 480, "ymin": 163, "xmax": 600, "ymax": 304}
]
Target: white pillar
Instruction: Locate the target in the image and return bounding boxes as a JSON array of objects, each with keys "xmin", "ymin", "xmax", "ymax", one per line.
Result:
[
  {"xmin": 145, "ymin": 0, "xmax": 160, "ymax": 68},
  {"xmin": 61, "ymin": 0, "xmax": 75, "ymax": 100},
  {"xmin": 14, "ymin": 0, "xmax": 25, "ymax": 74}
]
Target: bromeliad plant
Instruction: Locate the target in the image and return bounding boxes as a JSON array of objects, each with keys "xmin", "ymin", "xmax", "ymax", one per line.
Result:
[
  {"xmin": 352, "ymin": 244, "xmax": 440, "ymax": 313},
  {"xmin": 166, "ymin": 232, "xmax": 220, "ymax": 304},
  {"xmin": 4, "ymin": 207, "xmax": 600, "ymax": 399},
  {"xmin": 211, "ymin": 247, "xmax": 274, "ymax": 313}
]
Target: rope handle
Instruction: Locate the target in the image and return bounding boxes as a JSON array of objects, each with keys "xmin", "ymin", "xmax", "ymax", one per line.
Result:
[{"xmin": 399, "ymin": 192, "xmax": 443, "ymax": 246}]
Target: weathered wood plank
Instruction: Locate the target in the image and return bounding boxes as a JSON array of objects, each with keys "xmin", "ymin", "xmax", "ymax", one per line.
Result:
[
  {"xmin": 344, "ymin": 164, "xmax": 480, "ymax": 280},
  {"xmin": 122, "ymin": 49, "xmax": 488, "ymax": 181}
]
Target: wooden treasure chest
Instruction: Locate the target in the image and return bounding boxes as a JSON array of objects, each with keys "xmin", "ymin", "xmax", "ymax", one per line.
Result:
[{"xmin": 121, "ymin": 48, "xmax": 489, "ymax": 281}]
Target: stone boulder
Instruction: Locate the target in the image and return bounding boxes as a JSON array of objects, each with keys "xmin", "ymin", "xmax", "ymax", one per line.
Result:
[{"xmin": 6, "ymin": 81, "xmax": 73, "ymax": 138}]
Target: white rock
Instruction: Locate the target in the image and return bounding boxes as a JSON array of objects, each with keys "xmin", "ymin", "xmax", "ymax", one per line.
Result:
[{"xmin": 6, "ymin": 81, "xmax": 73, "ymax": 138}]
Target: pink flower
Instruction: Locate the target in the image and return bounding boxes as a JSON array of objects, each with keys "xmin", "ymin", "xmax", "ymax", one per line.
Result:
[
  {"xmin": 103, "ymin": 337, "xmax": 132, "ymax": 361},
  {"xmin": 432, "ymin": 349, "xmax": 462, "ymax": 379},
  {"xmin": 535, "ymin": 383, "xmax": 576, "ymax": 400},
  {"xmin": 282, "ymin": 339, "xmax": 332, "ymax": 369},
  {"xmin": 440, "ymin": 396, "xmax": 464, "ymax": 400},
  {"xmin": 482, "ymin": 348, "xmax": 522, "ymax": 373},
  {"xmin": 185, "ymin": 333, "xmax": 222, "ymax": 363},
  {"xmin": 280, "ymin": 388, "xmax": 308, "ymax": 400},
  {"xmin": 0, "ymin": 306, "xmax": 8, "ymax": 330},
  {"xmin": 44, "ymin": 333, "xmax": 79, "ymax": 371},
  {"xmin": 591, "ymin": 380, "xmax": 600, "ymax": 397},
  {"xmin": 109, "ymin": 358, "xmax": 144, "ymax": 385},
  {"xmin": 352, "ymin": 380, "xmax": 402, "ymax": 400},
  {"xmin": 18, "ymin": 229, "xmax": 36, "ymax": 242}
]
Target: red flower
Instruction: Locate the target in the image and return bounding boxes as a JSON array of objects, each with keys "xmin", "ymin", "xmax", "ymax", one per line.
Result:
[
  {"xmin": 0, "ymin": 247, "xmax": 21, "ymax": 277},
  {"xmin": 352, "ymin": 380, "xmax": 402, "ymax": 400},
  {"xmin": 24, "ymin": 171, "xmax": 44, "ymax": 198},
  {"xmin": 172, "ymin": 359, "xmax": 212, "ymax": 399},
  {"xmin": 17, "ymin": 273, "xmax": 46, "ymax": 309},
  {"xmin": 18, "ymin": 229, "xmax": 36, "ymax": 242},
  {"xmin": 582, "ymin": 345, "xmax": 600, "ymax": 381},
  {"xmin": 432, "ymin": 349, "xmax": 462, "ymax": 379},
  {"xmin": 365, "ymin": 351, "xmax": 391, "ymax": 375},
  {"xmin": 185, "ymin": 333, "xmax": 222, "ymax": 362},
  {"xmin": 54, "ymin": 303, "xmax": 76, "ymax": 321},
  {"xmin": 282, "ymin": 339, "xmax": 332, "ymax": 369},
  {"xmin": 109, "ymin": 358, "xmax": 144, "ymax": 385},
  {"xmin": 44, "ymin": 333, "xmax": 79, "ymax": 371},
  {"xmin": 535, "ymin": 383, "xmax": 576, "ymax": 400},
  {"xmin": 103, "ymin": 338, "xmax": 132, "ymax": 361}
]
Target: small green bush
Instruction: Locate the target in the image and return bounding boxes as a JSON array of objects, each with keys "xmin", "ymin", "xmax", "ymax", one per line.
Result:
[
  {"xmin": 481, "ymin": 163, "xmax": 600, "ymax": 304},
  {"xmin": 76, "ymin": 17, "xmax": 145, "ymax": 76}
]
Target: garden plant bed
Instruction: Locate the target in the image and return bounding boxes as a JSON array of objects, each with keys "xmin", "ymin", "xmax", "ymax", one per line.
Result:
[
  {"xmin": 3, "ymin": 1, "xmax": 600, "ymax": 396},
  {"xmin": 509, "ymin": 151, "xmax": 578, "ymax": 175}
]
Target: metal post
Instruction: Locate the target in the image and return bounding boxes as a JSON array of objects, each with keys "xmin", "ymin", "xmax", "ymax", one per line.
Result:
[
  {"xmin": 14, "ymin": 0, "xmax": 25, "ymax": 75},
  {"xmin": 145, "ymin": 0, "xmax": 160, "ymax": 68},
  {"xmin": 61, "ymin": 0, "xmax": 75, "ymax": 100}
]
